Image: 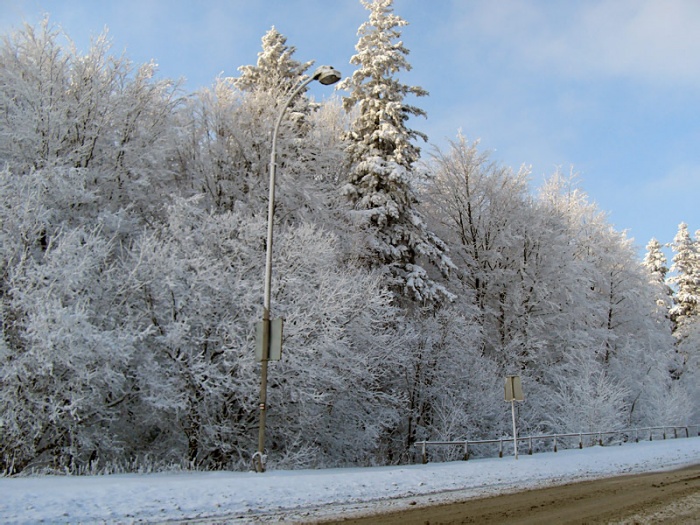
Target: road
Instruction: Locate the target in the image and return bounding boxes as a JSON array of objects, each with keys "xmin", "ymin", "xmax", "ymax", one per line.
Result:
[{"xmin": 315, "ymin": 464, "xmax": 700, "ymax": 524}]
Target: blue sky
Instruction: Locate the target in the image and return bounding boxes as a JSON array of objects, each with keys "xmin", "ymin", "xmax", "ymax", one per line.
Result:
[{"xmin": 2, "ymin": 0, "xmax": 699, "ymax": 258}]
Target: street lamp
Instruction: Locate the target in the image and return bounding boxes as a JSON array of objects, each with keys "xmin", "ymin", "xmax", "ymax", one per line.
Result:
[{"xmin": 253, "ymin": 65, "xmax": 341, "ymax": 473}]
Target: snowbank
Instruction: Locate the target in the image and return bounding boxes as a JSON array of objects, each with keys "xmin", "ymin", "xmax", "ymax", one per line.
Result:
[{"xmin": 1, "ymin": 437, "xmax": 699, "ymax": 523}]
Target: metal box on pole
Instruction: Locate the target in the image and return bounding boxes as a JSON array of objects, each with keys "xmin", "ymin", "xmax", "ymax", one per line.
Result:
[
  {"xmin": 504, "ymin": 375, "xmax": 524, "ymax": 401},
  {"xmin": 505, "ymin": 375, "xmax": 524, "ymax": 459},
  {"xmin": 255, "ymin": 318, "xmax": 283, "ymax": 362},
  {"xmin": 269, "ymin": 318, "xmax": 283, "ymax": 361}
]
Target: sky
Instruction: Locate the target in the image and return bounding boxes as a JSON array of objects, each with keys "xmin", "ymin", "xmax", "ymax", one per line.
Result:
[
  {"xmin": 1, "ymin": 0, "xmax": 699, "ymax": 258},
  {"xmin": 2, "ymin": 435, "xmax": 699, "ymax": 522}
]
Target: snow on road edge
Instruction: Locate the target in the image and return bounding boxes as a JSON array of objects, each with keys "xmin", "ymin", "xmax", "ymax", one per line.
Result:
[{"xmin": 1, "ymin": 437, "xmax": 699, "ymax": 524}]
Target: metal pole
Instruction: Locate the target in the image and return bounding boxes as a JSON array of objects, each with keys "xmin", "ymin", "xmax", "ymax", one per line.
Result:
[
  {"xmin": 511, "ymin": 400, "xmax": 518, "ymax": 459},
  {"xmin": 255, "ymin": 75, "xmax": 316, "ymax": 473}
]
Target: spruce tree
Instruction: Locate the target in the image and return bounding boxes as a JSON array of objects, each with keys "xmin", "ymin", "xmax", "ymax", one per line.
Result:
[
  {"xmin": 227, "ymin": 26, "xmax": 324, "ymax": 219},
  {"xmin": 669, "ymin": 223, "xmax": 700, "ymax": 333},
  {"xmin": 340, "ymin": 0, "xmax": 453, "ymax": 305},
  {"xmin": 234, "ymin": 26, "xmax": 316, "ymax": 151},
  {"xmin": 643, "ymin": 238, "xmax": 670, "ymax": 283},
  {"xmin": 234, "ymin": 26, "xmax": 312, "ymax": 97},
  {"xmin": 643, "ymin": 238, "xmax": 674, "ymax": 311}
]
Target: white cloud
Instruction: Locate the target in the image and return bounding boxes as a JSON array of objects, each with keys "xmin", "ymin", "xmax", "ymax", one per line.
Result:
[
  {"xmin": 555, "ymin": 0, "xmax": 700, "ymax": 84},
  {"xmin": 455, "ymin": 0, "xmax": 700, "ymax": 87}
]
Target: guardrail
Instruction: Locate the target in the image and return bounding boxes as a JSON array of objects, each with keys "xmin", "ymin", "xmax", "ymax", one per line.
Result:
[{"xmin": 415, "ymin": 424, "xmax": 700, "ymax": 464}]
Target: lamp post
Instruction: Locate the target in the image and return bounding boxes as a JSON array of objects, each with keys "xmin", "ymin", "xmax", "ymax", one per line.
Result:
[{"xmin": 253, "ymin": 65, "xmax": 341, "ymax": 473}]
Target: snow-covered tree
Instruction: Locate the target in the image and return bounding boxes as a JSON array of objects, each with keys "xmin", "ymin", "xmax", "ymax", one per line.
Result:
[
  {"xmin": 382, "ymin": 302, "xmax": 504, "ymax": 462},
  {"xmin": 178, "ymin": 27, "xmax": 346, "ymax": 224},
  {"xmin": 234, "ymin": 26, "xmax": 312, "ymax": 97},
  {"xmin": 233, "ymin": 26, "xmax": 317, "ymax": 185},
  {"xmin": 0, "ymin": 15, "xmax": 692, "ymax": 475},
  {"xmin": 666, "ymin": 223, "xmax": 700, "ymax": 391},
  {"xmin": 643, "ymin": 239, "xmax": 673, "ymax": 306},
  {"xmin": 135, "ymin": 199, "xmax": 405, "ymax": 469},
  {"xmin": 536, "ymin": 172, "xmax": 676, "ymax": 425},
  {"xmin": 262, "ymin": 222, "xmax": 404, "ymax": 468},
  {"xmin": 0, "ymin": 18, "xmax": 182, "ymax": 226},
  {"xmin": 423, "ymin": 141, "xmax": 679, "ymax": 432},
  {"xmin": 0, "ymin": 19, "xmax": 182, "ymax": 472},
  {"xmin": 174, "ymin": 78, "xmax": 270, "ymax": 211},
  {"xmin": 669, "ymin": 223, "xmax": 700, "ymax": 334},
  {"xmin": 423, "ymin": 137, "xmax": 542, "ymax": 368},
  {"xmin": 673, "ymin": 322, "xmax": 700, "ymax": 421},
  {"xmin": 644, "ymin": 238, "xmax": 670, "ymax": 283},
  {"xmin": 542, "ymin": 351, "xmax": 631, "ymax": 437},
  {"xmin": 0, "ymin": 219, "xmax": 137, "ymax": 474},
  {"xmin": 340, "ymin": 0, "xmax": 453, "ymax": 305}
]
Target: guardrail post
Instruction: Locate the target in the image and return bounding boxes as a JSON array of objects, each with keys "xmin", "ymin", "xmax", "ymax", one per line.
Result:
[
  {"xmin": 579, "ymin": 432, "xmax": 583, "ymax": 449},
  {"xmin": 663, "ymin": 427, "xmax": 667, "ymax": 440},
  {"xmin": 685, "ymin": 427, "xmax": 689, "ymax": 438},
  {"xmin": 499, "ymin": 439, "xmax": 503, "ymax": 458},
  {"xmin": 463, "ymin": 441, "xmax": 469, "ymax": 461},
  {"xmin": 421, "ymin": 442, "xmax": 427, "ymax": 464},
  {"xmin": 528, "ymin": 436, "xmax": 533, "ymax": 455},
  {"xmin": 553, "ymin": 435, "xmax": 558, "ymax": 453}
]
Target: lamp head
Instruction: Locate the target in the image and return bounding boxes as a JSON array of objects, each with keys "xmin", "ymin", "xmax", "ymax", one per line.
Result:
[{"xmin": 313, "ymin": 65, "xmax": 342, "ymax": 85}]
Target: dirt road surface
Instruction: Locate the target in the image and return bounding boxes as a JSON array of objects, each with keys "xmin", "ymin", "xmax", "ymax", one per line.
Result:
[{"xmin": 315, "ymin": 464, "xmax": 700, "ymax": 525}]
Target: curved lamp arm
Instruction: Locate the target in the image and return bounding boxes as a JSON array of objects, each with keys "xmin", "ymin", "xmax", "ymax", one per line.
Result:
[{"xmin": 263, "ymin": 66, "xmax": 341, "ymax": 319}]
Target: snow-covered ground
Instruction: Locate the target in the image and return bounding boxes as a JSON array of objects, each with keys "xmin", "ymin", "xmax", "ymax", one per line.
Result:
[{"xmin": 2, "ymin": 436, "xmax": 699, "ymax": 524}]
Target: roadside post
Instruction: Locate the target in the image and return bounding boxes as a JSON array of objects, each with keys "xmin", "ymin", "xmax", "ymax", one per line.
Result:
[{"xmin": 505, "ymin": 375, "xmax": 524, "ymax": 459}]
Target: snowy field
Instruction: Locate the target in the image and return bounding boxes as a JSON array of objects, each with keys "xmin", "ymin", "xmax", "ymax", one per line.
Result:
[{"xmin": 2, "ymin": 436, "xmax": 699, "ymax": 524}]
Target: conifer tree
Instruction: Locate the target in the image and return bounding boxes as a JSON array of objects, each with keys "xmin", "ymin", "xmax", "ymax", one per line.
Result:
[
  {"xmin": 669, "ymin": 223, "xmax": 700, "ymax": 333},
  {"xmin": 234, "ymin": 26, "xmax": 312, "ymax": 97},
  {"xmin": 208, "ymin": 26, "xmax": 327, "ymax": 219},
  {"xmin": 233, "ymin": 26, "xmax": 317, "ymax": 151},
  {"xmin": 643, "ymin": 238, "xmax": 670, "ymax": 284},
  {"xmin": 340, "ymin": 0, "xmax": 452, "ymax": 305},
  {"xmin": 643, "ymin": 238, "xmax": 673, "ymax": 312}
]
